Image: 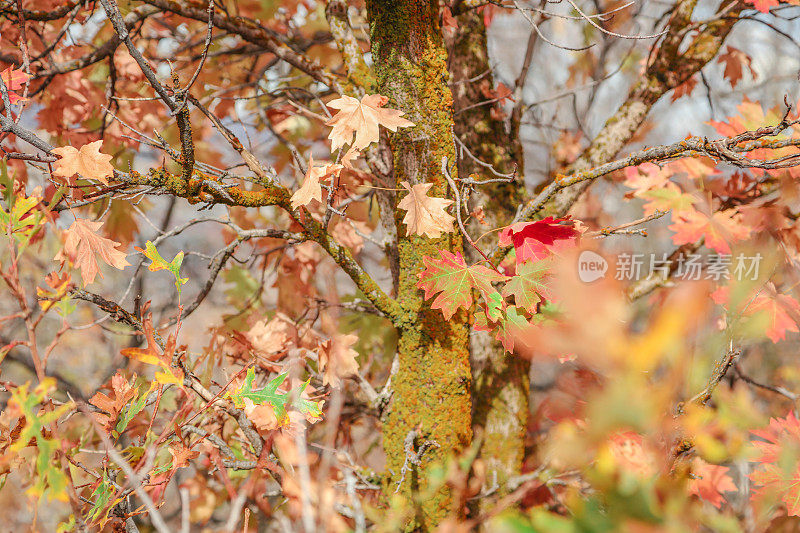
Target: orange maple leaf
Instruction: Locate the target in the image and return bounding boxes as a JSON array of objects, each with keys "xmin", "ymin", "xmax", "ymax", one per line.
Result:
[
  {"xmin": 325, "ymin": 94, "xmax": 414, "ymax": 151},
  {"xmin": 669, "ymin": 208, "xmax": 750, "ymax": 254},
  {"xmin": 290, "ymin": 156, "xmax": 343, "ymax": 210},
  {"xmin": 51, "ymin": 140, "xmax": 114, "ymax": 185},
  {"xmin": 55, "ymin": 218, "xmax": 130, "ymax": 286},
  {"xmin": 397, "ymin": 181, "xmax": 455, "ymax": 239},
  {"xmin": 688, "ymin": 458, "xmax": 737, "ymax": 509}
]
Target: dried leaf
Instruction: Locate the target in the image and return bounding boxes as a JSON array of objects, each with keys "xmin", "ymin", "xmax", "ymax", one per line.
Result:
[
  {"xmin": 397, "ymin": 181, "xmax": 455, "ymax": 238},
  {"xmin": 51, "ymin": 140, "xmax": 114, "ymax": 184},
  {"xmin": 318, "ymin": 333, "xmax": 360, "ymax": 388},
  {"xmin": 325, "ymin": 94, "xmax": 414, "ymax": 151},
  {"xmin": 55, "ymin": 218, "xmax": 129, "ymax": 286},
  {"xmin": 290, "ymin": 156, "xmax": 343, "ymax": 210}
]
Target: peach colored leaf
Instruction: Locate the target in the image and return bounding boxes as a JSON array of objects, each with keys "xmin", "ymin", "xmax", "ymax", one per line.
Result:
[
  {"xmin": 56, "ymin": 218, "xmax": 129, "ymax": 286},
  {"xmin": 290, "ymin": 156, "xmax": 343, "ymax": 210},
  {"xmin": 51, "ymin": 140, "xmax": 114, "ymax": 184},
  {"xmin": 397, "ymin": 181, "xmax": 455, "ymax": 238},
  {"xmin": 319, "ymin": 333, "xmax": 359, "ymax": 388},
  {"xmin": 669, "ymin": 208, "xmax": 750, "ymax": 254},
  {"xmin": 689, "ymin": 458, "xmax": 737, "ymax": 509},
  {"xmin": 749, "ymin": 291, "xmax": 800, "ymax": 343},
  {"xmin": 746, "ymin": 0, "xmax": 779, "ymax": 12},
  {"xmin": 325, "ymin": 94, "xmax": 414, "ymax": 151}
]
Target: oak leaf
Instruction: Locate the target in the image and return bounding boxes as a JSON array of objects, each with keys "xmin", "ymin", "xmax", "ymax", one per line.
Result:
[
  {"xmin": 319, "ymin": 333, "xmax": 360, "ymax": 388},
  {"xmin": 325, "ymin": 94, "xmax": 414, "ymax": 151},
  {"xmin": 397, "ymin": 181, "xmax": 455, "ymax": 238},
  {"xmin": 55, "ymin": 218, "xmax": 130, "ymax": 286},
  {"xmin": 51, "ymin": 140, "xmax": 114, "ymax": 185}
]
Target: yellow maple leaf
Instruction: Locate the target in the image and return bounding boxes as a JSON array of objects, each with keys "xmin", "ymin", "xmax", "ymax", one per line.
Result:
[
  {"xmin": 325, "ymin": 94, "xmax": 414, "ymax": 152},
  {"xmin": 51, "ymin": 140, "xmax": 114, "ymax": 184},
  {"xmin": 397, "ymin": 181, "xmax": 455, "ymax": 239}
]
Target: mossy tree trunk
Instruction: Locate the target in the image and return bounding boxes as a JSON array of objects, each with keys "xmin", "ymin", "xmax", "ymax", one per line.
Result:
[
  {"xmin": 446, "ymin": 9, "xmax": 530, "ymax": 505},
  {"xmin": 366, "ymin": 1, "xmax": 472, "ymax": 529}
]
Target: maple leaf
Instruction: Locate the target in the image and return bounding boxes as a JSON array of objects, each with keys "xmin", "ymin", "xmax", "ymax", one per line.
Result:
[
  {"xmin": 397, "ymin": 181, "xmax": 456, "ymax": 239},
  {"xmin": 325, "ymin": 94, "xmax": 414, "ymax": 151},
  {"xmin": 290, "ymin": 156, "xmax": 343, "ymax": 210},
  {"xmin": 487, "ymin": 305, "xmax": 532, "ymax": 353},
  {"xmin": 499, "ymin": 217, "xmax": 580, "ymax": 265},
  {"xmin": 639, "ymin": 184, "xmax": 697, "ymax": 216},
  {"xmin": 0, "ymin": 66, "xmax": 30, "ymax": 105},
  {"xmin": 55, "ymin": 218, "xmax": 130, "ymax": 286},
  {"xmin": 669, "ymin": 208, "xmax": 750, "ymax": 254},
  {"xmin": 606, "ymin": 431, "xmax": 656, "ymax": 478},
  {"xmin": 711, "ymin": 284, "xmax": 800, "ymax": 343},
  {"xmin": 318, "ymin": 333, "xmax": 360, "ymax": 388},
  {"xmin": 417, "ymin": 250, "xmax": 507, "ymax": 320},
  {"xmin": 718, "ymin": 46, "xmax": 756, "ymax": 88},
  {"xmin": 502, "ymin": 260, "xmax": 551, "ymax": 312},
  {"xmin": 749, "ymin": 290, "xmax": 800, "ymax": 343},
  {"xmin": 750, "ymin": 412, "xmax": 800, "ymax": 516},
  {"xmin": 746, "ymin": 0, "xmax": 779, "ymax": 12},
  {"xmin": 670, "ymin": 76, "xmax": 697, "ymax": 102},
  {"xmin": 688, "ymin": 458, "xmax": 737, "ymax": 509},
  {"xmin": 51, "ymin": 140, "xmax": 114, "ymax": 185}
]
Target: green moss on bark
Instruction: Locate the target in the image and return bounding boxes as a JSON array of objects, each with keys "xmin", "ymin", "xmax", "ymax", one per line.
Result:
[{"xmin": 367, "ymin": 1, "xmax": 472, "ymax": 529}]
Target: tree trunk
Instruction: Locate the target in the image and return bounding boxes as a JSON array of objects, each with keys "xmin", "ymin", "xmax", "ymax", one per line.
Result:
[
  {"xmin": 446, "ymin": 9, "xmax": 529, "ymax": 505},
  {"xmin": 367, "ymin": 1, "xmax": 472, "ymax": 529}
]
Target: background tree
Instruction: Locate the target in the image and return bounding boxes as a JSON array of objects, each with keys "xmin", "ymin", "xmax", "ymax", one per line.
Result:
[{"xmin": 1, "ymin": 0, "xmax": 800, "ymax": 531}]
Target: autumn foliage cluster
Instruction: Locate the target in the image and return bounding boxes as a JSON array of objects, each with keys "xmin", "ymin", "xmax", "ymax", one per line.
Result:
[{"xmin": 4, "ymin": 0, "xmax": 800, "ymax": 532}]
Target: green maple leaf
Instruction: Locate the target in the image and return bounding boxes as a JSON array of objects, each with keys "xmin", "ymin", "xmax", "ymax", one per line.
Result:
[
  {"xmin": 417, "ymin": 250, "xmax": 507, "ymax": 320},
  {"xmin": 227, "ymin": 367, "xmax": 322, "ymax": 420},
  {"xmin": 502, "ymin": 260, "xmax": 551, "ymax": 312},
  {"xmin": 475, "ymin": 305, "xmax": 537, "ymax": 353}
]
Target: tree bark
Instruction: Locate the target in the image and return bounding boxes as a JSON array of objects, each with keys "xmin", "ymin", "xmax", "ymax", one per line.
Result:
[
  {"xmin": 366, "ymin": 1, "xmax": 472, "ymax": 529},
  {"xmin": 446, "ymin": 9, "xmax": 529, "ymax": 506}
]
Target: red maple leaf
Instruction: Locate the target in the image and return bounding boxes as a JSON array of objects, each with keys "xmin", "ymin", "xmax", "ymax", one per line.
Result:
[
  {"xmin": 750, "ymin": 412, "xmax": 800, "ymax": 516},
  {"xmin": 499, "ymin": 217, "xmax": 579, "ymax": 265}
]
